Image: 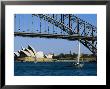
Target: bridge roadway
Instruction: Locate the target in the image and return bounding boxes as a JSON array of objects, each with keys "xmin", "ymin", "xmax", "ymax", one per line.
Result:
[{"xmin": 14, "ymin": 32, "xmax": 96, "ymax": 41}]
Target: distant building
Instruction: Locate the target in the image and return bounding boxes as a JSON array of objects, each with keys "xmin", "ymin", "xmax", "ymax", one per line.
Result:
[
  {"xmin": 36, "ymin": 51, "xmax": 44, "ymax": 58},
  {"xmin": 16, "ymin": 45, "xmax": 37, "ymax": 57},
  {"xmin": 14, "ymin": 52, "xmax": 20, "ymax": 57},
  {"xmin": 14, "ymin": 45, "xmax": 44, "ymax": 58},
  {"xmin": 45, "ymin": 54, "xmax": 53, "ymax": 58},
  {"xmin": 18, "ymin": 49, "xmax": 32, "ymax": 57}
]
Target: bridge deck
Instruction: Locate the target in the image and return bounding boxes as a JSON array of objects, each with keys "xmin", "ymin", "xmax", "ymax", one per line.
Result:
[{"xmin": 14, "ymin": 32, "xmax": 96, "ymax": 41}]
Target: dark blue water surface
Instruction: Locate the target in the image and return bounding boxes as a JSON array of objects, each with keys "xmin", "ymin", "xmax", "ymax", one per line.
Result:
[{"xmin": 14, "ymin": 62, "xmax": 97, "ymax": 76}]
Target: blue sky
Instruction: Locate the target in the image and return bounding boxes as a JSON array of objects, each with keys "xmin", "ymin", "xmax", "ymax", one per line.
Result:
[{"xmin": 14, "ymin": 14, "xmax": 97, "ymax": 55}]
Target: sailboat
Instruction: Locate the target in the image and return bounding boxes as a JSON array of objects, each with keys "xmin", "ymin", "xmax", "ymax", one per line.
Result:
[{"xmin": 74, "ymin": 39, "xmax": 84, "ymax": 68}]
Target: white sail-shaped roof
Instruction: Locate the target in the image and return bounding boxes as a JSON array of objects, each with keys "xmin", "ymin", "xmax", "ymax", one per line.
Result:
[
  {"xmin": 24, "ymin": 48, "xmax": 35, "ymax": 57},
  {"xmin": 21, "ymin": 46, "xmax": 25, "ymax": 50},
  {"xmin": 15, "ymin": 45, "xmax": 39, "ymax": 58},
  {"xmin": 20, "ymin": 50, "xmax": 31, "ymax": 57},
  {"xmin": 36, "ymin": 51, "xmax": 44, "ymax": 58},
  {"xmin": 28, "ymin": 45, "xmax": 37, "ymax": 55},
  {"xmin": 14, "ymin": 52, "xmax": 20, "ymax": 57}
]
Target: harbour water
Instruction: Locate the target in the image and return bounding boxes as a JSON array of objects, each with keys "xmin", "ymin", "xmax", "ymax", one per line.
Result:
[{"xmin": 14, "ymin": 61, "xmax": 97, "ymax": 76}]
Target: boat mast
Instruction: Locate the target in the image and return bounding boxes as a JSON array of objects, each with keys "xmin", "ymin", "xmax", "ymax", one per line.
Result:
[{"xmin": 77, "ymin": 39, "xmax": 80, "ymax": 64}]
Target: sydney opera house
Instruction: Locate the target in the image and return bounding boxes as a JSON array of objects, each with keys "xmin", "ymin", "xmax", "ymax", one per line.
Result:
[
  {"xmin": 14, "ymin": 45, "xmax": 44, "ymax": 60},
  {"xmin": 14, "ymin": 45, "xmax": 53, "ymax": 62}
]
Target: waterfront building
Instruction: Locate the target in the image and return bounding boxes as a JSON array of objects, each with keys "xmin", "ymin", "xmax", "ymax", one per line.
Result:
[
  {"xmin": 18, "ymin": 50, "xmax": 32, "ymax": 57},
  {"xmin": 14, "ymin": 52, "xmax": 20, "ymax": 57},
  {"xmin": 14, "ymin": 45, "xmax": 44, "ymax": 59},
  {"xmin": 36, "ymin": 51, "xmax": 44, "ymax": 58},
  {"xmin": 17, "ymin": 45, "xmax": 37, "ymax": 57},
  {"xmin": 45, "ymin": 54, "xmax": 53, "ymax": 58}
]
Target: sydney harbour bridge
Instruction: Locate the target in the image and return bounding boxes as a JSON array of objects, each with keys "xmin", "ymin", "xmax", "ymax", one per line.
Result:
[{"xmin": 14, "ymin": 14, "xmax": 97, "ymax": 56}]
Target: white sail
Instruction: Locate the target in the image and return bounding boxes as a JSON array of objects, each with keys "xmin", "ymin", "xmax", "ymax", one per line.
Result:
[
  {"xmin": 73, "ymin": 39, "xmax": 84, "ymax": 68},
  {"xmin": 77, "ymin": 40, "xmax": 80, "ymax": 64}
]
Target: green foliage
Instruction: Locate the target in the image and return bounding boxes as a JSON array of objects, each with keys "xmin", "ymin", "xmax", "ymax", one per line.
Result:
[{"xmin": 53, "ymin": 52, "xmax": 95, "ymax": 60}]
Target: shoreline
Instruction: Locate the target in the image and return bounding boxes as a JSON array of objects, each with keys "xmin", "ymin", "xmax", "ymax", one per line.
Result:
[
  {"xmin": 15, "ymin": 59, "xmax": 96, "ymax": 63},
  {"xmin": 15, "ymin": 57, "xmax": 96, "ymax": 63}
]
